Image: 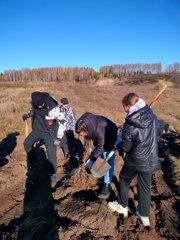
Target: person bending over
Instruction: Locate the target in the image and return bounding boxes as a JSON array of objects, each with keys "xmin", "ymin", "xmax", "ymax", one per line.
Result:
[{"xmin": 75, "ymin": 112, "xmax": 117, "ymax": 199}]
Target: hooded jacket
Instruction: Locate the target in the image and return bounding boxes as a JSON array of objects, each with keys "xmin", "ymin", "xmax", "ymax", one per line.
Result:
[
  {"xmin": 120, "ymin": 105, "xmax": 161, "ymax": 172},
  {"xmin": 29, "ymin": 92, "xmax": 58, "ymax": 133},
  {"xmin": 79, "ymin": 112, "xmax": 117, "ymax": 159}
]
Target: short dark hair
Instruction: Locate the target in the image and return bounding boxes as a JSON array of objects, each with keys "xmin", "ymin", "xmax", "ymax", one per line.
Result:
[
  {"xmin": 60, "ymin": 97, "xmax": 69, "ymax": 105},
  {"xmin": 75, "ymin": 119, "xmax": 87, "ymax": 134},
  {"xmin": 122, "ymin": 93, "xmax": 139, "ymax": 106}
]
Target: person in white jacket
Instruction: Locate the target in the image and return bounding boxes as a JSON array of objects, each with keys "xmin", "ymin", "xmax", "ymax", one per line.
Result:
[{"xmin": 47, "ymin": 105, "xmax": 69, "ymax": 158}]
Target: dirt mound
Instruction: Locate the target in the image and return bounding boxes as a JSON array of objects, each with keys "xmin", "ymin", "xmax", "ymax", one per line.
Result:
[
  {"xmin": 0, "ymin": 132, "xmax": 180, "ymax": 240},
  {"xmin": 95, "ymin": 78, "xmax": 116, "ymax": 87}
]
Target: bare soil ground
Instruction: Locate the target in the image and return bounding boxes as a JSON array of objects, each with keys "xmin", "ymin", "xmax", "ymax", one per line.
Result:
[
  {"xmin": 0, "ymin": 131, "xmax": 179, "ymax": 240},
  {"xmin": 0, "ymin": 78, "xmax": 180, "ymax": 239}
]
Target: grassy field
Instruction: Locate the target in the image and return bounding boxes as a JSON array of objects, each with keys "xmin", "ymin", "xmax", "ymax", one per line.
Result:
[
  {"xmin": 0, "ymin": 78, "xmax": 179, "ymax": 138},
  {"xmin": 0, "ymin": 78, "xmax": 179, "ymax": 188}
]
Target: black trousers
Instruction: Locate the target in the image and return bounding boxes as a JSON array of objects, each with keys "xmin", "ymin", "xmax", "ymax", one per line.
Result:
[
  {"xmin": 66, "ymin": 130, "xmax": 76, "ymax": 156},
  {"xmin": 24, "ymin": 130, "xmax": 57, "ymax": 173},
  {"xmin": 59, "ymin": 132, "xmax": 69, "ymax": 156},
  {"xmin": 119, "ymin": 165, "xmax": 152, "ymax": 216}
]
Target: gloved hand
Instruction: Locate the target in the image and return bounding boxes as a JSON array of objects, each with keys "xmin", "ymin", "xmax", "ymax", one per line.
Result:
[
  {"xmin": 85, "ymin": 166, "xmax": 92, "ymax": 174},
  {"xmin": 90, "ymin": 156, "xmax": 97, "ymax": 164},
  {"xmin": 85, "ymin": 159, "xmax": 94, "ymax": 174},
  {"xmin": 85, "ymin": 159, "xmax": 94, "ymax": 168},
  {"xmin": 84, "ymin": 157, "xmax": 97, "ymax": 174},
  {"xmin": 22, "ymin": 113, "xmax": 29, "ymax": 121}
]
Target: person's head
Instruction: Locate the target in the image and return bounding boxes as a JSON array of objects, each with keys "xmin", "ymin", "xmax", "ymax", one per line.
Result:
[
  {"xmin": 60, "ymin": 97, "xmax": 69, "ymax": 109},
  {"xmin": 75, "ymin": 119, "xmax": 88, "ymax": 137},
  {"xmin": 31, "ymin": 92, "xmax": 46, "ymax": 108},
  {"xmin": 122, "ymin": 93, "xmax": 139, "ymax": 112}
]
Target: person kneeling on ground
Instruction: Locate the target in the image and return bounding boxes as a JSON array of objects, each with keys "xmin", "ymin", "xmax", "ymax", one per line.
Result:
[
  {"xmin": 108, "ymin": 92, "xmax": 164, "ymax": 227},
  {"xmin": 75, "ymin": 112, "xmax": 117, "ymax": 199}
]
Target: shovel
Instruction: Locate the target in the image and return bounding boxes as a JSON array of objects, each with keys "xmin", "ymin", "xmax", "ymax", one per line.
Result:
[
  {"xmin": 90, "ymin": 150, "xmax": 115, "ymax": 178},
  {"xmin": 88, "ymin": 85, "xmax": 168, "ymax": 178},
  {"xmin": 149, "ymin": 84, "xmax": 167, "ymax": 108},
  {"xmin": 25, "ymin": 120, "xmax": 28, "ymax": 137}
]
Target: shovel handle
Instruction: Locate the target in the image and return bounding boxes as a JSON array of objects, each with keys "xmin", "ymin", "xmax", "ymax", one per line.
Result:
[
  {"xmin": 104, "ymin": 150, "xmax": 115, "ymax": 163},
  {"xmin": 149, "ymin": 85, "xmax": 167, "ymax": 108},
  {"xmin": 25, "ymin": 120, "xmax": 28, "ymax": 137}
]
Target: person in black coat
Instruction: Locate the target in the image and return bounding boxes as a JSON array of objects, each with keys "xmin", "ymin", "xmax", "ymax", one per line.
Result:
[
  {"xmin": 22, "ymin": 92, "xmax": 58, "ymax": 184},
  {"xmin": 108, "ymin": 92, "xmax": 161, "ymax": 226},
  {"xmin": 75, "ymin": 112, "xmax": 118, "ymax": 198}
]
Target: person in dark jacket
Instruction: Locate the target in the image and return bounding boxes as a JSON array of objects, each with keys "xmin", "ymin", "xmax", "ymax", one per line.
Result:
[
  {"xmin": 108, "ymin": 92, "xmax": 161, "ymax": 226},
  {"xmin": 22, "ymin": 91, "xmax": 58, "ymax": 185},
  {"xmin": 75, "ymin": 112, "xmax": 118, "ymax": 198}
]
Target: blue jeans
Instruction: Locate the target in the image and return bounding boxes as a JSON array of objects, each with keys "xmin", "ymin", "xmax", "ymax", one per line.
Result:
[{"xmin": 101, "ymin": 151, "xmax": 115, "ymax": 184}]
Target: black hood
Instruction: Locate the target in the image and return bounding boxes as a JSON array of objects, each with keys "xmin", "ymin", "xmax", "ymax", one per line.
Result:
[
  {"xmin": 126, "ymin": 105, "xmax": 153, "ymax": 129},
  {"xmin": 31, "ymin": 92, "xmax": 48, "ymax": 108},
  {"xmin": 31, "ymin": 91, "xmax": 58, "ymax": 109}
]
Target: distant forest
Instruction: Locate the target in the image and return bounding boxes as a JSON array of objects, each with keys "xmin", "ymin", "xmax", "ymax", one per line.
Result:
[{"xmin": 1, "ymin": 62, "xmax": 180, "ymax": 82}]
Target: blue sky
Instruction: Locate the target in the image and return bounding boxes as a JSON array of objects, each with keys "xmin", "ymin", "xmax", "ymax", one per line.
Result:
[{"xmin": 0, "ymin": 0, "xmax": 180, "ymax": 72}]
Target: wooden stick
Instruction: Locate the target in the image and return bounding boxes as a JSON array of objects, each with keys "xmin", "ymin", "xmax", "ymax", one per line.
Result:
[
  {"xmin": 149, "ymin": 85, "xmax": 167, "ymax": 108},
  {"xmin": 25, "ymin": 120, "xmax": 28, "ymax": 137}
]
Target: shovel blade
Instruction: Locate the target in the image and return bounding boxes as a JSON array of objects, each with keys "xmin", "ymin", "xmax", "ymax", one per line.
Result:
[{"xmin": 91, "ymin": 158, "xmax": 111, "ymax": 178}]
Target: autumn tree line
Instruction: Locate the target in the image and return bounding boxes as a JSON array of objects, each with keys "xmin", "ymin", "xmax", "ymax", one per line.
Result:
[
  {"xmin": 1, "ymin": 62, "xmax": 180, "ymax": 82},
  {"xmin": 1, "ymin": 67, "xmax": 96, "ymax": 82}
]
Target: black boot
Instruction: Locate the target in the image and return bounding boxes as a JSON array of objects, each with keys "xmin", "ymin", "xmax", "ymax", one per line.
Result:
[{"xmin": 98, "ymin": 183, "xmax": 111, "ymax": 199}]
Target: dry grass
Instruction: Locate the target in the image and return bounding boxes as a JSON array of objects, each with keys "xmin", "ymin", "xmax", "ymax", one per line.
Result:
[
  {"xmin": 0, "ymin": 79, "xmax": 179, "ymax": 140},
  {"xmin": 0, "ymin": 79, "xmax": 180, "ymax": 189}
]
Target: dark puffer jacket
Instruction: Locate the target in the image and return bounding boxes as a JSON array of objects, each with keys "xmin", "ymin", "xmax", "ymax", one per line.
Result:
[
  {"xmin": 79, "ymin": 112, "xmax": 118, "ymax": 159},
  {"xmin": 120, "ymin": 105, "xmax": 161, "ymax": 172}
]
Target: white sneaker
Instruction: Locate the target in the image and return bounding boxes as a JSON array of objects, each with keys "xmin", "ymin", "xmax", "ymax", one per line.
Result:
[
  {"xmin": 135, "ymin": 210, "xmax": 150, "ymax": 226},
  {"xmin": 108, "ymin": 201, "xmax": 128, "ymax": 218}
]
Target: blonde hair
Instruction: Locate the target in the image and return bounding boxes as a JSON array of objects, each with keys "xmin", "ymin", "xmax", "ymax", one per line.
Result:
[{"xmin": 122, "ymin": 93, "xmax": 139, "ymax": 106}]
